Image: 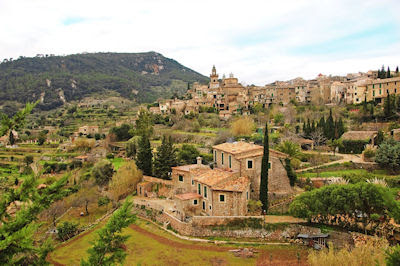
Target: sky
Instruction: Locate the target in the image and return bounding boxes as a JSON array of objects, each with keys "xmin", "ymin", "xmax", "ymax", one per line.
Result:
[{"xmin": 1, "ymin": 0, "xmax": 400, "ymax": 85}]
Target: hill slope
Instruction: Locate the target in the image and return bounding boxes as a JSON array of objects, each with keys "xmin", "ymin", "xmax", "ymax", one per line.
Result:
[{"xmin": 0, "ymin": 52, "xmax": 208, "ymax": 110}]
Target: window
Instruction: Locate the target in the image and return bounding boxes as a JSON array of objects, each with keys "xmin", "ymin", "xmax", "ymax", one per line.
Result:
[
  {"xmin": 193, "ymin": 199, "xmax": 198, "ymax": 205},
  {"xmin": 379, "ymin": 84, "xmax": 382, "ymax": 88},
  {"xmin": 229, "ymin": 155, "xmax": 232, "ymax": 168},
  {"xmin": 209, "ymin": 205, "xmax": 212, "ymax": 210},
  {"xmin": 246, "ymin": 191, "xmax": 249, "ymax": 200},
  {"xmin": 204, "ymin": 186, "xmax": 207, "ymax": 198},
  {"xmin": 379, "ymin": 89, "xmax": 382, "ymax": 95},
  {"xmin": 178, "ymin": 175, "xmax": 184, "ymax": 182},
  {"xmin": 373, "ymin": 84, "xmax": 375, "ymax": 89},
  {"xmin": 373, "ymin": 91, "xmax": 375, "ymax": 97},
  {"xmin": 219, "ymin": 194, "xmax": 225, "ymax": 202},
  {"xmin": 247, "ymin": 159, "xmax": 253, "ymax": 169},
  {"xmin": 221, "ymin": 152, "xmax": 224, "ymax": 165},
  {"xmin": 191, "ymin": 179, "xmax": 194, "ymax": 186},
  {"xmin": 202, "ymin": 201, "xmax": 205, "ymax": 210},
  {"xmin": 214, "ymin": 150, "xmax": 217, "ymax": 162},
  {"xmin": 268, "ymin": 162, "xmax": 272, "ymax": 169},
  {"xmin": 198, "ymin": 183, "xmax": 201, "ymax": 194}
]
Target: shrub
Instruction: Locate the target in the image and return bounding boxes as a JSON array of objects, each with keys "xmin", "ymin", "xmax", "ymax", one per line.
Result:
[
  {"xmin": 230, "ymin": 117, "xmax": 255, "ymax": 136},
  {"xmin": 98, "ymin": 196, "xmax": 110, "ymax": 207},
  {"xmin": 57, "ymin": 221, "xmax": 78, "ymax": 241},
  {"xmin": 106, "ymin": 153, "xmax": 114, "ymax": 159},
  {"xmin": 376, "ymin": 139, "xmax": 400, "ymax": 173},
  {"xmin": 92, "ymin": 160, "xmax": 114, "ymax": 186},
  {"xmin": 386, "ymin": 245, "xmax": 400, "ymax": 266},
  {"xmin": 363, "ymin": 148, "xmax": 376, "ymax": 160},
  {"xmin": 247, "ymin": 200, "xmax": 262, "ymax": 214}
]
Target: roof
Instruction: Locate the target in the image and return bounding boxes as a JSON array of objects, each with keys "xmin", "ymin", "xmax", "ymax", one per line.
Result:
[
  {"xmin": 171, "ymin": 164, "xmax": 209, "ymax": 172},
  {"xmin": 194, "ymin": 168, "xmax": 236, "ymax": 187},
  {"xmin": 341, "ymin": 131, "xmax": 377, "ymax": 141},
  {"xmin": 213, "ymin": 141, "xmax": 263, "ymax": 155},
  {"xmin": 137, "ymin": 181, "xmax": 151, "ymax": 186},
  {"xmin": 297, "ymin": 234, "xmax": 329, "ymax": 239},
  {"xmin": 175, "ymin": 192, "xmax": 202, "ymax": 200},
  {"xmin": 212, "ymin": 176, "xmax": 250, "ymax": 192},
  {"xmin": 74, "ymin": 155, "xmax": 88, "ymax": 159}
]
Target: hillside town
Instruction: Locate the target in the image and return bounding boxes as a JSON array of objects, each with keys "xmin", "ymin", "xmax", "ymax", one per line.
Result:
[{"xmin": 149, "ymin": 65, "xmax": 400, "ymax": 120}]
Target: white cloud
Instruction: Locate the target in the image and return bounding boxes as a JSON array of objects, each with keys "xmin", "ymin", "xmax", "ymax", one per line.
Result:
[{"xmin": 1, "ymin": 0, "xmax": 399, "ymax": 84}]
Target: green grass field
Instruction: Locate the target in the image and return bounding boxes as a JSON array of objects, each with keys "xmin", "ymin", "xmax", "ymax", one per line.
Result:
[
  {"xmin": 50, "ymin": 218, "xmax": 308, "ymax": 265},
  {"xmin": 298, "ymin": 168, "xmax": 396, "ymax": 178}
]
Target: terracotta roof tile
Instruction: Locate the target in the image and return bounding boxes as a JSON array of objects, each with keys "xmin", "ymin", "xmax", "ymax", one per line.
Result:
[
  {"xmin": 212, "ymin": 176, "xmax": 250, "ymax": 192},
  {"xmin": 175, "ymin": 192, "xmax": 202, "ymax": 200},
  {"xmin": 194, "ymin": 168, "xmax": 237, "ymax": 187},
  {"xmin": 213, "ymin": 141, "xmax": 263, "ymax": 155},
  {"xmin": 341, "ymin": 131, "xmax": 377, "ymax": 141},
  {"xmin": 172, "ymin": 164, "xmax": 210, "ymax": 172}
]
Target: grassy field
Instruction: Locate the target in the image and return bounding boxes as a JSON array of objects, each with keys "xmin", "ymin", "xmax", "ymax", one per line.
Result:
[
  {"xmin": 50, "ymin": 218, "xmax": 309, "ymax": 265},
  {"xmin": 108, "ymin": 157, "xmax": 126, "ymax": 170},
  {"xmin": 298, "ymin": 166, "xmax": 397, "ymax": 179}
]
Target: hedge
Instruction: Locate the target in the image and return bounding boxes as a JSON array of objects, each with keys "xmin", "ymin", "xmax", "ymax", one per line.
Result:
[{"xmin": 339, "ymin": 139, "xmax": 369, "ymax": 154}]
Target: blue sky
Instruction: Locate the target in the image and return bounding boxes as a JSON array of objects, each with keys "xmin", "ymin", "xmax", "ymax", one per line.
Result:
[{"xmin": 0, "ymin": 0, "xmax": 399, "ymax": 84}]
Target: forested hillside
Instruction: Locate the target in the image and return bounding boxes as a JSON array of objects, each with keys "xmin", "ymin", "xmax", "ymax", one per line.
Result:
[{"xmin": 0, "ymin": 52, "xmax": 208, "ymax": 110}]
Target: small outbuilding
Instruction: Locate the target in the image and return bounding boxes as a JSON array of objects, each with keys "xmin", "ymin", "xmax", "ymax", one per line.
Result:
[{"xmin": 297, "ymin": 233, "xmax": 329, "ymax": 249}]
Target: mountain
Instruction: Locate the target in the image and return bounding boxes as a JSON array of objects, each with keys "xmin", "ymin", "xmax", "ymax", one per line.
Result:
[{"xmin": 0, "ymin": 52, "xmax": 209, "ymax": 110}]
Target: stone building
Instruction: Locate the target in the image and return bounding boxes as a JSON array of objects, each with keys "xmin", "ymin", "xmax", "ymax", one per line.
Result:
[{"xmin": 212, "ymin": 141, "xmax": 292, "ymax": 199}]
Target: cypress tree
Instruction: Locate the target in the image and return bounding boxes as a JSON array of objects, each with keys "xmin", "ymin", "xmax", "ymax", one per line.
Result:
[
  {"xmin": 381, "ymin": 65, "xmax": 386, "ymax": 79},
  {"xmin": 136, "ymin": 133, "xmax": 153, "ymax": 176},
  {"xmin": 384, "ymin": 93, "xmax": 392, "ymax": 119},
  {"xmin": 284, "ymin": 158, "xmax": 297, "ymax": 186},
  {"xmin": 260, "ymin": 122, "xmax": 269, "ymax": 213},
  {"xmin": 337, "ymin": 118, "xmax": 345, "ymax": 138},
  {"xmin": 302, "ymin": 121, "xmax": 306, "ymax": 135},
  {"xmin": 318, "ymin": 116, "xmax": 325, "ymax": 131},
  {"xmin": 8, "ymin": 130, "xmax": 15, "ymax": 146},
  {"xmin": 325, "ymin": 109, "xmax": 335, "ymax": 140},
  {"xmin": 396, "ymin": 66, "xmax": 399, "ymax": 74},
  {"xmin": 311, "ymin": 120, "xmax": 316, "ymax": 133},
  {"xmin": 153, "ymin": 135, "xmax": 177, "ymax": 180},
  {"xmin": 387, "ymin": 66, "xmax": 391, "ymax": 78}
]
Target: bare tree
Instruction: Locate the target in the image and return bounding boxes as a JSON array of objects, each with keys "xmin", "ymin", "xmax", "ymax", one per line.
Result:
[
  {"xmin": 309, "ymin": 129, "xmax": 326, "ymax": 148},
  {"xmin": 43, "ymin": 200, "xmax": 67, "ymax": 227}
]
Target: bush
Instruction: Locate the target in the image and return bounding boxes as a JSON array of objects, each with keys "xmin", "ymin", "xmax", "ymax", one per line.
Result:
[
  {"xmin": 376, "ymin": 139, "xmax": 400, "ymax": 173},
  {"xmin": 106, "ymin": 153, "xmax": 114, "ymax": 159},
  {"xmin": 57, "ymin": 221, "xmax": 78, "ymax": 241},
  {"xmin": 363, "ymin": 148, "xmax": 376, "ymax": 160},
  {"xmin": 386, "ymin": 245, "xmax": 400, "ymax": 266},
  {"xmin": 92, "ymin": 160, "xmax": 114, "ymax": 186},
  {"xmin": 247, "ymin": 200, "xmax": 262, "ymax": 214},
  {"xmin": 230, "ymin": 117, "xmax": 255, "ymax": 136},
  {"xmin": 98, "ymin": 196, "xmax": 111, "ymax": 207}
]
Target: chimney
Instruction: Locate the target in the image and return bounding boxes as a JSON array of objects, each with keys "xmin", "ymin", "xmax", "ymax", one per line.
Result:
[{"xmin": 197, "ymin": 156, "xmax": 202, "ymax": 165}]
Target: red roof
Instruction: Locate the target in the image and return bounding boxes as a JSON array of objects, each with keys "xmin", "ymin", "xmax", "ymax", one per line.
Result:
[{"xmin": 175, "ymin": 193, "xmax": 202, "ymax": 200}]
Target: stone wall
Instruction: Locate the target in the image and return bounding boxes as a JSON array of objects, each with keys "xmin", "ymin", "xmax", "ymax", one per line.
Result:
[
  {"xmin": 133, "ymin": 204, "xmax": 350, "ymax": 246},
  {"xmin": 143, "ymin": 176, "xmax": 173, "ymax": 186}
]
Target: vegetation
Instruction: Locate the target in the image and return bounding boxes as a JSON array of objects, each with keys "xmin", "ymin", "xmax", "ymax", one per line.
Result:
[
  {"xmin": 375, "ymin": 139, "xmax": 400, "ymax": 173},
  {"xmin": 136, "ymin": 133, "xmax": 153, "ymax": 176},
  {"xmin": 81, "ymin": 198, "xmax": 136, "ymax": 266},
  {"xmin": 289, "ymin": 182, "xmax": 400, "ymax": 230},
  {"xmin": 57, "ymin": 221, "xmax": 79, "ymax": 241},
  {"xmin": 92, "ymin": 160, "xmax": 114, "ymax": 186},
  {"xmin": 177, "ymin": 144, "xmax": 200, "ymax": 165},
  {"xmin": 153, "ymin": 135, "xmax": 177, "ymax": 179},
  {"xmin": 0, "ymin": 52, "xmax": 208, "ymax": 110},
  {"xmin": 230, "ymin": 117, "xmax": 255, "ymax": 136},
  {"xmin": 260, "ymin": 122, "xmax": 269, "ymax": 212}
]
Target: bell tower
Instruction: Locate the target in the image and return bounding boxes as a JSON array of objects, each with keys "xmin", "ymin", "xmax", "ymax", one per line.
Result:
[{"xmin": 209, "ymin": 65, "xmax": 219, "ymax": 89}]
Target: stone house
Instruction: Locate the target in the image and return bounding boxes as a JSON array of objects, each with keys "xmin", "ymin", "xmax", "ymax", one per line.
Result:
[
  {"xmin": 137, "ymin": 181, "xmax": 153, "ymax": 197},
  {"xmin": 77, "ymin": 125, "xmax": 99, "ymax": 136},
  {"xmin": 212, "ymin": 141, "xmax": 292, "ymax": 199}
]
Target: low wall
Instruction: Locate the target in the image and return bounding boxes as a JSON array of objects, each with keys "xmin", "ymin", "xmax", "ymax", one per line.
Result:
[
  {"xmin": 133, "ymin": 204, "xmax": 313, "ymax": 241},
  {"xmin": 191, "ymin": 215, "xmax": 305, "ymax": 226}
]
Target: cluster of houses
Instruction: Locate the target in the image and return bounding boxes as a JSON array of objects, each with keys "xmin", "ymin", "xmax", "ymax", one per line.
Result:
[
  {"xmin": 148, "ymin": 66, "xmax": 400, "ymax": 120},
  {"xmin": 137, "ymin": 141, "xmax": 293, "ymax": 219}
]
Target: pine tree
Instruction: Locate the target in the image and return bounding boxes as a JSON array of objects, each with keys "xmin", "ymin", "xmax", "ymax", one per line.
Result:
[
  {"xmin": 311, "ymin": 120, "xmax": 316, "ymax": 133},
  {"xmin": 153, "ymin": 135, "xmax": 177, "ymax": 179},
  {"xmin": 136, "ymin": 133, "xmax": 153, "ymax": 176},
  {"xmin": 396, "ymin": 66, "xmax": 399, "ymax": 74},
  {"xmin": 387, "ymin": 66, "xmax": 391, "ymax": 78},
  {"xmin": 260, "ymin": 122, "xmax": 269, "ymax": 213},
  {"xmin": 81, "ymin": 198, "xmax": 136, "ymax": 266}
]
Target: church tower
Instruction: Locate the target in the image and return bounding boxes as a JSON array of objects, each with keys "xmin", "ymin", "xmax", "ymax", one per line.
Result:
[{"xmin": 209, "ymin": 65, "xmax": 219, "ymax": 89}]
